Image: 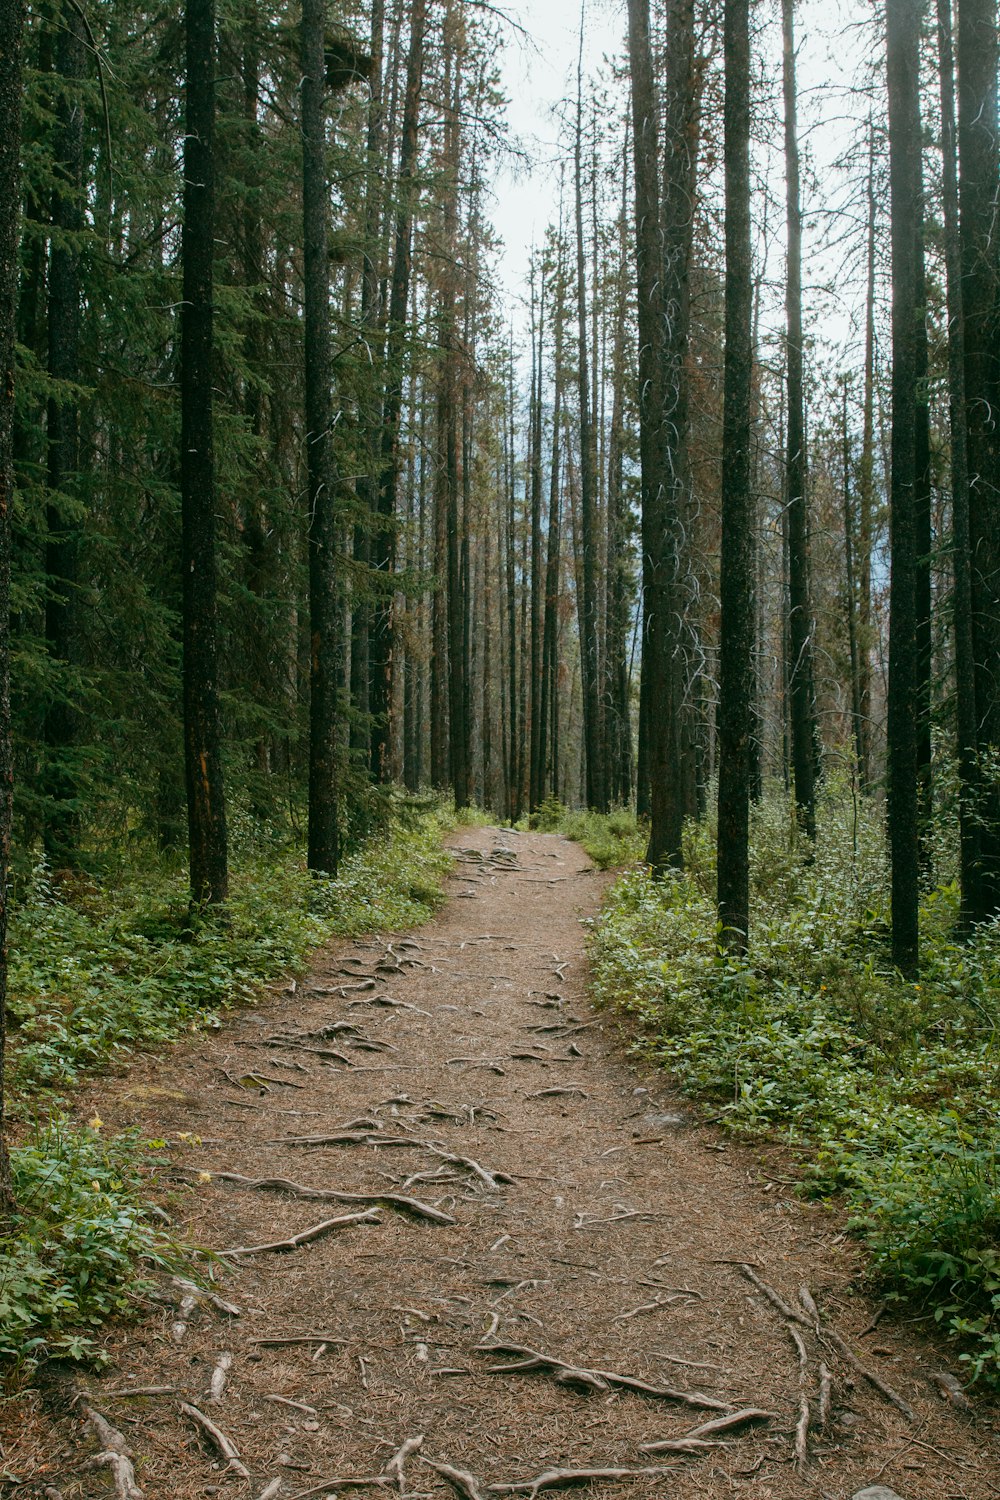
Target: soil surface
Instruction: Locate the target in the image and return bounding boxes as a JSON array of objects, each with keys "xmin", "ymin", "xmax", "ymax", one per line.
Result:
[{"xmin": 4, "ymin": 827, "xmax": 999, "ymax": 1500}]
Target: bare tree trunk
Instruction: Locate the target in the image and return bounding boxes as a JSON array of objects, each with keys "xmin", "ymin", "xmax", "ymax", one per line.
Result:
[
  {"xmin": 781, "ymin": 0, "xmax": 819, "ymax": 839},
  {"xmin": 529, "ymin": 261, "xmax": 546, "ymax": 812},
  {"xmin": 936, "ymin": 0, "xmax": 980, "ymax": 923},
  {"xmin": 0, "ymin": 0, "xmax": 26, "ymax": 1217},
  {"xmin": 43, "ymin": 4, "xmax": 86, "ymax": 866},
  {"xmin": 886, "ymin": 0, "xmax": 924, "ymax": 975},
  {"xmin": 575, "ymin": 8, "xmax": 606, "ymax": 813},
  {"xmin": 182, "ymin": 0, "xmax": 229, "ymax": 903},
  {"xmin": 958, "ymin": 0, "xmax": 1000, "ymax": 919},
  {"xmin": 842, "ymin": 381, "xmax": 866, "ymax": 783},
  {"xmin": 350, "ymin": 0, "xmax": 385, "ymax": 762},
  {"xmin": 371, "ymin": 0, "xmax": 427, "ymax": 782},
  {"xmin": 717, "ymin": 0, "xmax": 755, "ymax": 952}
]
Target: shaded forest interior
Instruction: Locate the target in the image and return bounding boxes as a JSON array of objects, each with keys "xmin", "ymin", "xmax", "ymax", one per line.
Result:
[{"xmin": 4, "ymin": 0, "xmax": 1000, "ymax": 1386}]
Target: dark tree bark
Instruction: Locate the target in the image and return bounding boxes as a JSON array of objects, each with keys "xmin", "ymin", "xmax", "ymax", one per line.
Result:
[
  {"xmin": 574, "ymin": 16, "xmax": 606, "ymax": 814},
  {"xmin": 302, "ymin": 0, "xmax": 339, "ymax": 873},
  {"xmin": 781, "ymin": 0, "xmax": 819, "ymax": 840},
  {"xmin": 914, "ymin": 220, "xmax": 934, "ymax": 850},
  {"xmin": 0, "ymin": 0, "xmax": 26, "ymax": 1216},
  {"xmin": 350, "ymin": 0, "xmax": 385, "ymax": 762},
  {"xmin": 371, "ymin": 0, "xmax": 428, "ymax": 782},
  {"xmin": 856, "ymin": 123, "xmax": 878, "ymax": 794},
  {"xmin": 604, "ymin": 148, "xmax": 633, "ymax": 807},
  {"xmin": 958, "ymin": 0, "xmax": 1000, "ymax": 919},
  {"xmin": 936, "ymin": 0, "xmax": 980, "ymax": 924},
  {"xmin": 841, "ymin": 382, "xmax": 866, "ymax": 785},
  {"xmin": 716, "ymin": 0, "xmax": 755, "ymax": 953},
  {"xmin": 886, "ymin": 0, "xmax": 924, "ymax": 975},
  {"xmin": 528, "ymin": 262, "xmax": 545, "ymax": 813},
  {"xmin": 182, "ymin": 0, "xmax": 229, "ymax": 905},
  {"xmin": 626, "ymin": 0, "xmax": 691, "ymax": 869},
  {"xmin": 540, "ymin": 225, "xmax": 566, "ymax": 805},
  {"xmin": 43, "ymin": 3, "xmax": 87, "ymax": 865}
]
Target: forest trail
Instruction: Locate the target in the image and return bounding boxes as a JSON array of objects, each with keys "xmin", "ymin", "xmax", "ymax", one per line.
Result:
[{"xmin": 7, "ymin": 829, "xmax": 999, "ymax": 1500}]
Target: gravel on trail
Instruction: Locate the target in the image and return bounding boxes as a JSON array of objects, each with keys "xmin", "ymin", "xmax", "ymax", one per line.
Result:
[{"xmin": 4, "ymin": 827, "xmax": 998, "ymax": 1500}]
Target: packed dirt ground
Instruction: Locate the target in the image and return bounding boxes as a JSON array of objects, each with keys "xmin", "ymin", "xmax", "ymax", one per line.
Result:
[{"xmin": 3, "ymin": 828, "xmax": 999, "ymax": 1499}]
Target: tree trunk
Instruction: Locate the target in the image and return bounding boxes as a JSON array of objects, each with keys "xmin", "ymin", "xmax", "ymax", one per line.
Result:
[
  {"xmin": 528, "ymin": 262, "xmax": 545, "ymax": 812},
  {"xmin": 936, "ymin": 0, "xmax": 980, "ymax": 924},
  {"xmin": 575, "ymin": 13, "xmax": 606, "ymax": 814},
  {"xmin": 0, "ymin": 0, "xmax": 26, "ymax": 1217},
  {"xmin": 43, "ymin": 4, "xmax": 87, "ymax": 866},
  {"xmin": 958, "ymin": 0, "xmax": 1000, "ymax": 919},
  {"xmin": 350, "ymin": 0, "xmax": 385, "ymax": 762},
  {"xmin": 371, "ymin": 0, "xmax": 427, "ymax": 782},
  {"xmin": 182, "ymin": 0, "xmax": 229, "ymax": 905},
  {"xmin": 886, "ymin": 0, "xmax": 924, "ymax": 975},
  {"xmin": 842, "ymin": 382, "xmax": 866, "ymax": 784},
  {"xmin": 781, "ymin": 0, "xmax": 819, "ymax": 839},
  {"xmin": 626, "ymin": 0, "xmax": 691, "ymax": 867},
  {"xmin": 716, "ymin": 0, "xmax": 755, "ymax": 952}
]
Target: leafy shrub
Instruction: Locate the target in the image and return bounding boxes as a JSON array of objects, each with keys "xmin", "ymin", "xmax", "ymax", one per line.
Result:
[
  {"xmin": 0, "ymin": 1121, "xmax": 176, "ymax": 1368},
  {"xmin": 527, "ymin": 801, "xmax": 646, "ymax": 869},
  {"xmin": 589, "ymin": 781, "xmax": 1000, "ymax": 1382}
]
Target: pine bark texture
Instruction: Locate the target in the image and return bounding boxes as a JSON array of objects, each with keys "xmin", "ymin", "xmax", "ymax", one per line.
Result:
[
  {"xmin": 958, "ymin": 0, "xmax": 1000, "ymax": 919},
  {"xmin": 0, "ymin": 0, "xmax": 26, "ymax": 1215},
  {"xmin": 886, "ymin": 0, "xmax": 923, "ymax": 974},
  {"xmin": 936, "ymin": 0, "xmax": 980, "ymax": 923},
  {"xmin": 781, "ymin": 0, "xmax": 819, "ymax": 839},
  {"xmin": 717, "ymin": 0, "xmax": 755, "ymax": 951},
  {"xmin": 182, "ymin": 0, "xmax": 229, "ymax": 905},
  {"xmin": 626, "ymin": 0, "xmax": 689, "ymax": 872},
  {"xmin": 43, "ymin": 6, "xmax": 87, "ymax": 864}
]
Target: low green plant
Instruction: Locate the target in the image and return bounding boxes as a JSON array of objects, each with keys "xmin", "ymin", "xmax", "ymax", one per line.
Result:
[
  {"xmin": 1, "ymin": 1120, "xmax": 176, "ymax": 1369},
  {"xmin": 589, "ymin": 779, "xmax": 1000, "ymax": 1383},
  {"xmin": 527, "ymin": 800, "xmax": 646, "ymax": 869},
  {"xmin": 7, "ymin": 802, "xmax": 452, "ymax": 1097}
]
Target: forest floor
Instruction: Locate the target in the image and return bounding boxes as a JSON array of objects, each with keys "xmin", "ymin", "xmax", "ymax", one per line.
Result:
[{"xmin": 3, "ymin": 827, "xmax": 999, "ymax": 1500}]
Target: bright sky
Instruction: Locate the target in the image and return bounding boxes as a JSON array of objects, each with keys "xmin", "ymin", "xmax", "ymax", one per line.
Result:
[
  {"xmin": 489, "ymin": 0, "xmax": 874, "ymax": 369},
  {"xmin": 492, "ymin": 0, "xmax": 626, "ymax": 317}
]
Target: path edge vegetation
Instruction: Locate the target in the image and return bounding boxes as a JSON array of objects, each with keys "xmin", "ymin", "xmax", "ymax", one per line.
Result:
[
  {"xmin": 0, "ymin": 800, "xmax": 458, "ymax": 1374},
  {"xmin": 529, "ymin": 799, "xmax": 1000, "ymax": 1390}
]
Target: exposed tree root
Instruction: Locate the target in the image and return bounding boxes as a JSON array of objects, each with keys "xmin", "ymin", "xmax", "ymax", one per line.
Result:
[
  {"xmin": 475, "ymin": 1340, "xmax": 729, "ymax": 1410},
  {"xmin": 82, "ymin": 1407, "xmax": 144, "ymax": 1500},
  {"xmin": 179, "ymin": 1400, "xmax": 250, "ymax": 1478},
  {"xmin": 421, "ymin": 1457, "xmax": 487, "ymax": 1500},
  {"xmin": 184, "ymin": 1167, "xmax": 455, "ymax": 1223},
  {"xmin": 219, "ymin": 1207, "xmax": 381, "ymax": 1256},
  {"xmin": 486, "ymin": 1465, "xmax": 679, "ymax": 1496}
]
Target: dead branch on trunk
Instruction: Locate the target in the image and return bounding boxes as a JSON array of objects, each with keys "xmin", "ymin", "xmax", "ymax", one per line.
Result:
[{"xmin": 219, "ymin": 1208, "xmax": 381, "ymax": 1256}]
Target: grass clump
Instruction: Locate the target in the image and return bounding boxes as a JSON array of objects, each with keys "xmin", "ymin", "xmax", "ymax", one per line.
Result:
[
  {"xmin": 528, "ymin": 797, "xmax": 646, "ymax": 869},
  {"xmin": 588, "ymin": 780, "xmax": 1000, "ymax": 1383},
  {"xmin": 7, "ymin": 802, "xmax": 452, "ymax": 1098}
]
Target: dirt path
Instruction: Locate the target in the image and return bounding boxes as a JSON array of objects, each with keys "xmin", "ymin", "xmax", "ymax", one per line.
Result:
[{"xmin": 6, "ymin": 828, "xmax": 998, "ymax": 1499}]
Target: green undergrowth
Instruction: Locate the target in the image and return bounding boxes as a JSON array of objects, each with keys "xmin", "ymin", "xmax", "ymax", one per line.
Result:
[
  {"xmin": 1, "ymin": 800, "xmax": 454, "ymax": 1372},
  {"xmin": 528, "ymin": 796, "xmax": 647, "ymax": 869},
  {"xmin": 587, "ymin": 782, "xmax": 1000, "ymax": 1384},
  {"xmin": 1, "ymin": 1122, "xmax": 177, "ymax": 1371},
  {"xmin": 8, "ymin": 803, "xmax": 453, "ymax": 1098}
]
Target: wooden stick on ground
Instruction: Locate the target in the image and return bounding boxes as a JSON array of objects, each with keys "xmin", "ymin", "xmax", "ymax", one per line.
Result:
[
  {"xmin": 179, "ymin": 1401, "xmax": 250, "ymax": 1479},
  {"xmin": 219, "ymin": 1207, "xmax": 381, "ymax": 1257},
  {"xmin": 476, "ymin": 1341, "xmax": 729, "ymax": 1411}
]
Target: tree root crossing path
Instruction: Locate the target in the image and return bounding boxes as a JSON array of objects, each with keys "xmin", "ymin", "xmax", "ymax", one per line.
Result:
[{"xmin": 12, "ymin": 830, "xmax": 999, "ymax": 1499}]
